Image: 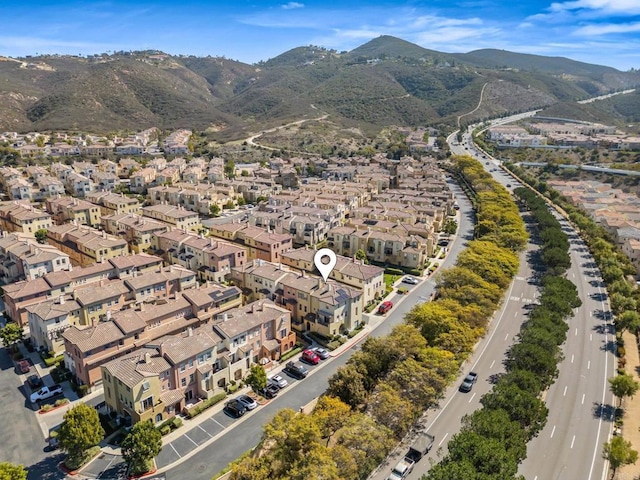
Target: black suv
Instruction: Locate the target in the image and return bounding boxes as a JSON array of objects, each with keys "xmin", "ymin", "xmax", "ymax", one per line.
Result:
[
  {"xmin": 283, "ymin": 361, "xmax": 308, "ymax": 380},
  {"xmin": 224, "ymin": 399, "xmax": 247, "ymax": 418}
]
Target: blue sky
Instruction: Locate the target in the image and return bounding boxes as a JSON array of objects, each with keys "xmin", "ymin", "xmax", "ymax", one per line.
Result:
[{"xmin": 1, "ymin": 0, "xmax": 639, "ymax": 70}]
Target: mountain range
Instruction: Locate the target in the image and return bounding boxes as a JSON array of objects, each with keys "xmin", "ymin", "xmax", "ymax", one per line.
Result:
[{"xmin": 1, "ymin": 35, "xmax": 639, "ymax": 138}]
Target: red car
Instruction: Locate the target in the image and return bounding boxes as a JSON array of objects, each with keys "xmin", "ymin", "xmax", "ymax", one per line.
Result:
[
  {"xmin": 301, "ymin": 349, "xmax": 320, "ymax": 365},
  {"xmin": 17, "ymin": 360, "xmax": 30, "ymax": 374},
  {"xmin": 378, "ymin": 301, "xmax": 393, "ymax": 314}
]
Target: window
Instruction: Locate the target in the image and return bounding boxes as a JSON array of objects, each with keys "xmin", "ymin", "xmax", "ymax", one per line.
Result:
[
  {"xmin": 189, "ymin": 374, "xmax": 194, "ymax": 384},
  {"xmin": 142, "ymin": 381, "xmax": 150, "ymax": 392},
  {"xmin": 180, "ymin": 363, "xmax": 185, "ymax": 372},
  {"xmin": 188, "ymin": 359, "xmax": 193, "ymax": 368},
  {"xmin": 181, "ymin": 378, "xmax": 186, "ymax": 387}
]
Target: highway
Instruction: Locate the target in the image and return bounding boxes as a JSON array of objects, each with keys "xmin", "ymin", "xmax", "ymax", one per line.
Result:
[
  {"xmin": 518, "ymin": 216, "xmax": 615, "ymax": 480},
  {"xmin": 448, "ymin": 116, "xmax": 615, "ymax": 480}
]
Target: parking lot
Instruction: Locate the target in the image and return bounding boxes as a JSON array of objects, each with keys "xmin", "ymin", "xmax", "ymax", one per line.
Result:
[{"xmin": 79, "ymin": 452, "xmax": 128, "ymax": 479}]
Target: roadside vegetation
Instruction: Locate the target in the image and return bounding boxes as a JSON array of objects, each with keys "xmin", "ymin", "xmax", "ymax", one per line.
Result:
[{"xmin": 227, "ymin": 155, "xmax": 527, "ymax": 480}]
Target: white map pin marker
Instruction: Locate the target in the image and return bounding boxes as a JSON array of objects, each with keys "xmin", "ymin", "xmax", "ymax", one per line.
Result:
[{"xmin": 314, "ymin": 248, "xmax": 337, "ymax": 282}]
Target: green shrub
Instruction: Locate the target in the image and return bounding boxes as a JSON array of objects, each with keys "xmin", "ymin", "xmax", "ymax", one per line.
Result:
[
  {"xmin": 77, "ymin": 385, "xmax": 89, "ymax": 398},
  {"xmin": 44, "ymin": 354, "xmax": 64, "ymax": 367},
  {"xmin": 617, "ymin": 346, "xmax": 626, "ymax": 357},
  {"xmin": 49, "ymin": 430, "xmax": 58, "ymax": 438},
  {"xmin": 41, "ymin": 404, "xmax": 53, "ymax": 412},
  {"xmin": 159, "ymin": 425, "xmax": 171, "ymax": 436},
  {"xmin": 227, "ymin": 384, "xmax": 239, "ymax": 394},
  {"xmin": 55, "ymin": 398, "xmax": 69, "ymax": 407},
  {"xmin": 385, "ymin": 267, "xmax": 403, "ymax": 275},
  {"xmin": 185, "ymin": 392, "xmax": 227, "ymax": 419},
  {"xmin": 280, "ymin": 345, "xmax": 303, "ymax": 362},
  {"xmin": 407, "ymin": 268, "xmax": 422, "ymax": 276},
  {"xmin": 171, "ymin": 417, "xmax": 182, "ymax": 429}
]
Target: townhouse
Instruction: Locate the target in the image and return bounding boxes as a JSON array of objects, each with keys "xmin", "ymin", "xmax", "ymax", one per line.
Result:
[
  {"xmin": 130, "ymin": 168, "xmax": 157, "ymax": 193},
  {"xmin": 142, "ymin": 204, "xmax": 201, "ymax": 231},
  {"xmin": 85, "ymin": 191, "xmax": 141, "ymax": 216},
  {"xmin": 231, "ymin": 260, "xmax": 363, "ymax": 337},
  {"xmin": 3, "ymin": 253, "xmax": 164, "ymax": 327},
  {"xmin": 0, "ymin": 202, "xmax": 52, "ymax": 234},
  {"xmin": 0, "ymin": 232, "xmax": 71, "ymax": 283},
  {"xmin": 46, "ymin": 196, "xmax": 102, "ymax": 227},
  {"xmin": 151, "ymin": 229, "xmax": 247, "ymax": 282},
  {"xmin": 280, "ymin": 247, "xmax": 385, "ymax": 306},
  {"xmin": 65, "ymin": 172, "xmax": 94, "ymax": 197},
  {"xmin": 64, "ymin": 282, "xmax": 242, "ymax": 388},
  {"xmin": 208, "ymin": 223, "xmax": 293, "ymax": 263},
  {"xmin": 46, "ymin": 224, "xmax": 129, "ymax": 266},
  {"xmin": 101, "ymin": 213, "xmax": 169, "ymax": 253}
]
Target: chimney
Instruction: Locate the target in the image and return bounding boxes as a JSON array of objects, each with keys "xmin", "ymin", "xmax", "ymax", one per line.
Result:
[
  {"xmin": 317, "ymin": 277, "xmax": 322, "ymax": 290},
  {"xmin": 106, "ymin": 309, "xmax": 112, "ymax": 321},
  {"xmin": 139, "ymin": 302, "xmax": 145, "ymax": 311},
  {"xmin": 187, "ymin": 327, "xmax": 193, "ymax": 337},
  {"xmin": 144, "ymin": 352, "xmax": 151, "ymax": 364},
  {"xmin": 59, "ymin": 294, "xmax": 65, "ymax": 305},
  {"xmin": 223, "ymin": 312, "xmax": 228, "ymax": 321}
]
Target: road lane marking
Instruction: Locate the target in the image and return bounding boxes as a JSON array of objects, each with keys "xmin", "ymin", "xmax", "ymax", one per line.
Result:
[
  {"xmin": 582, "ymin": 393, "xmax": 586, "ymax": 405},
  {"xmin": 438, "ymin": 433, "xmax": 449, "ymax": 447},
  {"xmin": 490, "ymin": 360, "xmax": 495, "ymax": 368},
  {"xmin": 571, "ymin": 435, "xmax": 576, "ymax": 449},
  {"xmin": 588, "ymin": 361, "xmax": 591, "ymax": 370},
  {"xmin": 575, "ymin": 328, "xmax": 578, "ymax": 336},
  {"xmin": 170, "ymin": 443, "xmax": 182, "ymax": 458},
  {"xmin": 505, "ymin": 333, "xmax": 509, "ymax": 341},
  {"xmin": 572, "ymin": 272, "xmax": 575, "ymax": 278},
  {"xmin": 197, "ymin": 424, "xmax": 213, "ymax": 437},
  {"xmin": 468, "ymin": 392, "xmax": 476, "ymax": 403},
  {"xmin": 184, "ymin": 433, "xmax": 199, "ymax": 446},
  {"xmin": 550, "ymin": 425, "xmax": 556, "ymax": 438},
  {"xmin": 210, "ymin": 417, "xmax": 225, "ymax": 429},
  {"xmin": 590, "ymin": 311, "xmax": 592, "ymax": 317},
  {"xmin": 96, "ymin": 455, "xmax": 117, "ymax": 479},
  {"xmin": 590, "ymin": 333, "xmax": 593, "ymax": 341},
  {"xmin": 514, "ymin": 311, "xmax": 518, "ymax": 317},
  {"xmin": 563, "ymin": 386, "xmax": 567, "ymax": 396},
  {"xmin": 571, "ymin": 354, "xmax": 575, "ymax": 363}
]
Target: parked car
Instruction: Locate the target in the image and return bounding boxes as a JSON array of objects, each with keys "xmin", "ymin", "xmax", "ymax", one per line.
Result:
[
  {"xmin": 262, "ymin": 383, "xmax": 279, "ymax": 399},
  {"xmin": 224, "ymin": 399, "xmax": 247, "ymax": 418},
  {"xmin": 27, "ymin": 375, "xmax": 43, "ymax": 389},
  {"xmin": 235, "ymin": 394, "xmax": 258, "ymax": 411},
  {"xmin": 17, "ymin": 360, "xmax": 30, "ymax": 374},
  {"xmin": 378, "ymin": 301, "xmax": 393, "ymax": 314},
  {"xmin": 283, "ymin": 361, "xmax": 309, "ymax": 380},
  {"xmin": 301, "ymin": 349, "xmax": 320, "ymax": 365},
  {"xmin": 269, "ymin": 374, "xmax": 288, "ymax": 389},
  {"xmin": 459, "ymin": 372, "xmax": 479, "ymax": 393},
  {"xmin": 312, "ymin": 347, "xmax": 330, "ymax": 360},
  {"xmin": 30, "ymin": 384, "xmax": 63, "ymax": 403},
  {"xmin": 402, "ymin": 276, "xmax": 419, "ymax": 285}
]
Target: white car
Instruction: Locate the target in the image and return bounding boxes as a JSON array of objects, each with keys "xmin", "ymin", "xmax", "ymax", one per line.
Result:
[
  {"xmin": 269, "ymin": 374, "xmax": 288, "ymax": 389},
  {"xmin": 402, "ymin": 276, "xmax": 419, "ymax": 285},
  {"xmin": 30, "ymin": 384, "xmax": 63, "ymax": 403}
]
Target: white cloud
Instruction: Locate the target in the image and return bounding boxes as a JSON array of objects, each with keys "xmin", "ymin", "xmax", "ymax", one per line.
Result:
[
  {"xmin": 281, "ymin": 2, "xmax": 304, "ymax": 9},
  {"xmin": 549, "ymin": 0, "xmax": 640, "ymax": 14},
  {"xmin": 573, "ymin": 21, "xmax": 640, "ymax": 35}
]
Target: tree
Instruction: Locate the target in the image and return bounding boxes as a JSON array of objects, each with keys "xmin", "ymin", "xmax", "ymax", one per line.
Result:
[
  {"xmin": 355, "ymin": 249, "xmax": 367, "ymax": 263},
  {"xmin": 121, "ymin": 421, "xmax": 162, "ymax": 476},
  {"xmin": 224, "ymin": 200, "xmax": 235, "ymax": 210},
  {"xmin": 241, "ymin": 170, "xmax": 249, "ymax": 177},
  {"xmin": 58, "ymin": 403, "xmax": 104, "ymax": 465},
  {"xmin": 209, "ymin": 204, "xmax": 220, "ymax": 217},
  {"xmin": 443, "ymin": 219, "xmax": 458, "ymax": 235},
  {"xmin": 237, "ymin": 196, "xmax": 246, "ymax": 206},
  {"xmin": 609, "ymin": 374, "xmax": 640, "ymax": 407},
  {"xmin": 0, "ymin": 462, "xmax": 27, "ymax": 480},
  {"xmin": 0, "ymin": 322, "xmax": 24, "ymax": 349},
  {"xmin": 603, "ymin": 436, "xmax": 638, "ymax": 477},
  {"xmin": 34, "ymin": 229, "xmax": 48, "ymax": 244},
  {"xmin": 615, "ymin": 310, "xmax": 640, "ymax": 335},
  {"xmin": 245, "ymin": 364, "xmax": 267, "ymax": 392}
]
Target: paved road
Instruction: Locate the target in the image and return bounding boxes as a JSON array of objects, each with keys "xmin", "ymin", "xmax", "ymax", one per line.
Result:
[
  {"xmin": 518, "ymin": 217, "xmax": 615, "ymax": 480},
  {"xmin": 450, "ymin": 116, "xmax": 615, "ymax": 480},
  {"xmin": 372, "ymin": 213, "xmax": 542, "ymax": 480}
]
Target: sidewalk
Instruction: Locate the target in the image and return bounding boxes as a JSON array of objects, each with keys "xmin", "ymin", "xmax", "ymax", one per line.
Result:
[{"xmin": 617, "ymin": 331, "xmax": 640, "ymax": 479}]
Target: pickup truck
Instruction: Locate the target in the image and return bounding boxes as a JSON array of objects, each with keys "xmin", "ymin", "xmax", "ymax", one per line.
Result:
[
  {"xmin": 30, "ymin": 384, "xmax": 64, "ymax": 403},
  {"xmin": 386, "ymin": 457, "xmax": 415, "ymax": 480},
  {"xmin": 407, "ymin": 432, "xmax": 435, "ymax": 461}
]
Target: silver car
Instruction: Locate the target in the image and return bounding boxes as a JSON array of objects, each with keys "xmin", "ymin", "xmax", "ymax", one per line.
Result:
[
  {"xmin": 236, "ymin": 394, "xmax": 258, "ymax": 410},
  {"xmin": 269, "ymin": 374, "xmax": 288, "ymax": 389},
  {"xmin": 313, "ymin": 347, "xmax": 330, "ymax": 360}
]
